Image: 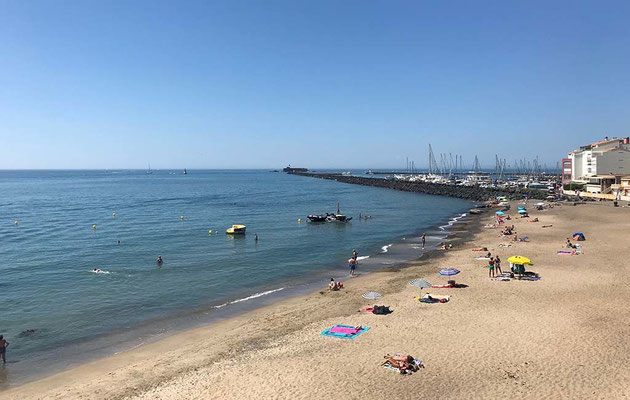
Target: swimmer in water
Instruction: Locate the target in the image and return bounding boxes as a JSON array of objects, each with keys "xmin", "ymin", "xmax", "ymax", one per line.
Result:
[
  {"xmin": 91, "ymin": 268, "xmax": 102, "ymax": 274},
  {"xmin": 156, "ymin": 256, "xmax": 163, "ymax": 265},
  {"xmin": 255, "ymin": 234, "xmax": 258, "ymax": 242}
]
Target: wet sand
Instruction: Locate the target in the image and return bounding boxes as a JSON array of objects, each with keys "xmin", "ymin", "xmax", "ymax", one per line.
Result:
[{"xmin": 3, "ymin": 201, "xmax": 630, "ymax": 399}]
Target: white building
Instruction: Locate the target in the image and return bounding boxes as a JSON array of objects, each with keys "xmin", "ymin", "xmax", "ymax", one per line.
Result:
[{"xmin": 566, "ymin": 137, "xmax": 630, "ymax": 187}]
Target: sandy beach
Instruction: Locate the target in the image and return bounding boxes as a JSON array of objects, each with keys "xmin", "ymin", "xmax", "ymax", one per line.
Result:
[{"xmin": 3, "ymin": 201, "xmax": 630, "ymax": 400}]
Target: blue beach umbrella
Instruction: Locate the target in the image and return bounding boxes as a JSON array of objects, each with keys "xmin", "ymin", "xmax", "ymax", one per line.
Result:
[
  {"xmin": 439, "ymin": 268, "xmax": 460, "ymax": 277},
  {"xmin": 495, "ymin": 211, "xmax": 505, "ymax": 216},
  {"xmin": 518, "ymin": 209, "xmax": 527, "ymax": 214}
]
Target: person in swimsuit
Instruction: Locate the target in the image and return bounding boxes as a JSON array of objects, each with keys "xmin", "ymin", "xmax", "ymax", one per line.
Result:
[
  {"xmin": 352, "ymin": 249, "xmax": 358, "ymax": 260},
  {"xmin": 348, "ymin": 258, "xmax": 357, "ymax": 276},
  {"xmin": 421, "ymin": 233, "xmax": 426, "ymax": 248},
  {"xmin": 0, "ymin": 335, "xmax": 9, "ymax": 364},
  {"xmin": 495, "ymin": 255, "xmax": 502, "ymax": 275},
  {"xmin": 156, "ymin": 256, "xmax": 163, "ymax": 265},
  {"xmin": 488, "ymin": 257, "xmax": 495, "ymax": 278}
]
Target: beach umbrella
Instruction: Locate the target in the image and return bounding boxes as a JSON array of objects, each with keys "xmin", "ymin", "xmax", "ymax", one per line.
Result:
[
  {"xmin": 362, "ymin": 291, "xmax": 382, "ymax": 300},
  {"xmin": 534, "ymin": 202, "xmax": 544, "ymax": 206},
  {"xmin": 507, "ymin": 256, "xmax": 531, "ymax": 265},
  {"xmin": 409, "ymin": 279, "xmax": 431, "ymax": 288},
  {"xmin": 439, "ymin": 268, "xmax": 460, "ymax": 277},
  {"xmin": 495, "ymin": 211, "xmax": 504, "ymax": 216},
  {"xmin": 518, "ymin": 209, "xmax": 527, "ymax": 214}
]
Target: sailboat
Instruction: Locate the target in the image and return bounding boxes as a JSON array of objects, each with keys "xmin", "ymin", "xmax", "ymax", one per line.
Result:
[
  {"xmin": 146, "ymin": 164, "xmax": 153, "ymax": 174},
  {"xmin": 183, "ymin": 168, "xmax": 188, "ymax": 175}
]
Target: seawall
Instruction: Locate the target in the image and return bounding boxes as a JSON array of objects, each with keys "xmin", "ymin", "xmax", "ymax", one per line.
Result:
[{"xmin": 291, "ymin": 173, "xmax": 553, "ymax": 202}]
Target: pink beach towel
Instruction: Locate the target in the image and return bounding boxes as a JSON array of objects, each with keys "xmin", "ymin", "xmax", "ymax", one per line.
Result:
[{"xmin": 329, "ymin": 326, "xmax": 361, "ymax": 335}]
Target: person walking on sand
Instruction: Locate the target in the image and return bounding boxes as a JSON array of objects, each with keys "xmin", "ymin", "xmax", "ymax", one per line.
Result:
[
  {"xmin": 0, "ymin": 335, "xmax": 9, "ymax": 364},
  {"xmin": 495, "ymin": 255, "xmax": 502, "ymax": 275},
  {"xmin": 421, "ymin": 233, "xmax": 426, "ymax": 248},
  {"xmin": 488, "ymin": 257, "xmax": 495, "ymax": 278}
]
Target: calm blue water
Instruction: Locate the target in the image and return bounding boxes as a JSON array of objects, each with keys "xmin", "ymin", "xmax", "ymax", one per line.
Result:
[{"xmin": 0, "ymin": 170, "xmax": 471, "ymax": 384}]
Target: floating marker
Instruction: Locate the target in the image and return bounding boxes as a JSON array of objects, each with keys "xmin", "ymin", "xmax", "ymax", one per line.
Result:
[
  {"xmin": 297, "ymin": 218, "xmax": 301, "ymax": 223},
  {"xmin": 92, "ymin": 224, "xmax": 97, "ymax": 230},
  {"xmin": 112, "ymin": 212, "xmax": 116, "ymax": 217},
  {"xmin": 14, "ymin": 221, "xmax": 18, "ymax": 226}
]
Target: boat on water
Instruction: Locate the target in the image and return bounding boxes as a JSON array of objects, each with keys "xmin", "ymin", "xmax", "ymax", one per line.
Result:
[
  {"xmin": 307, "ymin": 202, "xmax": 352, "ymax": 223},
  {"xmin": 183, "ymin": 168, "xmax": 187, "ymax": 175},
  {"xmin": 226, "ymin": 224, "xmax": 246, "ymax": 234},
  {"xmin": 365, "ymin": 170, "xmax": 374, "ymax": 175},
  {"xmin": 146, "ymin": 164, "xmax": 153, "ymax": 174}
]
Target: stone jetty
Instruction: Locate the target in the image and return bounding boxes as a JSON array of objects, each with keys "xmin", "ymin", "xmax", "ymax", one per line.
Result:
[{"xmin": 290, "ymin": 172, "xmax": 554, "ymax": 201}]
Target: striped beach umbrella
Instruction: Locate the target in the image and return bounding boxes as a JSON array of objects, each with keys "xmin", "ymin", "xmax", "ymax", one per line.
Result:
[
  {"xmin": 438, "ymin": 268, "xmax": 460, "ymax": 277},
  {"xmin": 409, "ymin": 279, "xmax": 431, "ymax": 288},
  {"xmin": 362, "ymin": 291, "xmax": 382, "ymax": 300}
]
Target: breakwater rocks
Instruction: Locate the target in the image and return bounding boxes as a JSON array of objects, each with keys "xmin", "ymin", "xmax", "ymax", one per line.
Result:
[{"xmin": 292, "ymin": 173, "xmax": 554, "ymax": 202}]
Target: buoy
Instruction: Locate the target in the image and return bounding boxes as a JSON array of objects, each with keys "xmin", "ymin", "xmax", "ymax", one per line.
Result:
[
  {"xmin": 92, "ymin": 224, "xmax": 97, "ymax": 230},
  {"xmin": 112, "ymin": 212, "xmax": 116, "ymax": 217},
  {"xmin": 14, "ymin": 221, "xmax": 18, "ymax": 226},
  {"xmin": 208, "ymin": 230, "xmax": 213, "ymax": 235},
  {"xmin": 180, "ymin": 216, "xmax": 184, "ymax": 220},
  {"xmin": 297, "ymin": 218, "xmax": 301, "ymax": 223}
]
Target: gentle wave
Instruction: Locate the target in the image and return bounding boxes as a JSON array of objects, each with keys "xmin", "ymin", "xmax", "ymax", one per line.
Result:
[
  {"xmin": 356, "ymin": 255, "xmax": 370, "ymax": 261},
  {"xmin": 381, "ymin": 244, "xmax": 393, "ymax": 253},
  {"xmin": 213, "ymin": 287, "xmax": 285, "ymax": 309}
]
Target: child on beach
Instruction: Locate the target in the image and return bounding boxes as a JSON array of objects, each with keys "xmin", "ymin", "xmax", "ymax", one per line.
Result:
[{"xmin": 488, "ymin": 257, "xmax": 495, "ymax": 278}]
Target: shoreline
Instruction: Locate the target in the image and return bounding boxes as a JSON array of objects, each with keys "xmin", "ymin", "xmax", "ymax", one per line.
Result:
[
  {"xmin": 0, "ymin": 207, "xmax": 473, "ymax": 389},
  {"xmin": 0, "ymin": 214, "xmax": 482, "ymax": 399},
  {"xmin": 6, "ymin": 201, "xmax": 628, "ymax": 399}
]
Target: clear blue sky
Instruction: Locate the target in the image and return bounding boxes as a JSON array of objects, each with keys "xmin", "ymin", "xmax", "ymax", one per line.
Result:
[{"xmin": 1, "ymin": 0, "xmax": 629, "ymax": 170}]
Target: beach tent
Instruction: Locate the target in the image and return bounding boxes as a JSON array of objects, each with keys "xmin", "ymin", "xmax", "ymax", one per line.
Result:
[{"xmin": 572, "ymin": 232, "xmax": 585, "ymax": 241}]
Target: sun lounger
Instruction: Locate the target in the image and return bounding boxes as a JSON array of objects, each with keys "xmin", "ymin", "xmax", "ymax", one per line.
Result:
[{"xmin": 321, "ymin": 324, "xmax": 369, "ymax": 339}]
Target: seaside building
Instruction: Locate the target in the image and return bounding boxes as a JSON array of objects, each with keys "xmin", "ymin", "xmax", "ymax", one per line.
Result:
[{"xmin": 563, "ymin": 137, "xmax": 630, "ymax": 196}]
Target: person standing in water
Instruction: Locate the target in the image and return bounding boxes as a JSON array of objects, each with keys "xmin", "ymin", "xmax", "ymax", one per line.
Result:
[
  {"xmin": 0, "ymin": 335, "xmax": 9, "ymax": 364},
  {"xmin": 352, "ymin": 249, "xmax": 358, "ymax": 260},
  {"xmin": 421, "ymin": 233, "xmax": 426, "ymax": 248}
]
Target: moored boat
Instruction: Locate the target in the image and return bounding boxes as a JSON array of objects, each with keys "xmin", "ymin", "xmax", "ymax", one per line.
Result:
[{"xmin": 226, "ymin": 224, "xmax": 246, "ymax": 234}]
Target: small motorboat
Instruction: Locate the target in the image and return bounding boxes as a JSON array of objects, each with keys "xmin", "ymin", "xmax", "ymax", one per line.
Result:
[
  {"xmin": 226, "ymin": 224, "xmax": 246, "ymax": 234},
  {"xmin": 327, "ymin": 214, "xmax": 352, "ymax": 222},
  {"xmin": 307, "ymin": 214, "xmax": 328, "ymax": 222}
]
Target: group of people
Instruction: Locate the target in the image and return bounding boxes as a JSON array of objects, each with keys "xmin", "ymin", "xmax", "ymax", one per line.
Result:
[
  {"xmin": 487, "ymin": 254, "xmax": 502, "ymax": 278},
  {"xmin": 348, "ymin": 249, "xmax": 359, "ymax": 276}
]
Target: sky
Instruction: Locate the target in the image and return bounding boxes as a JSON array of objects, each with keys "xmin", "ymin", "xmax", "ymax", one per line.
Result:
[{"xmin": 1, "ymin": 0, "xmax": 629, "ymax": 170}]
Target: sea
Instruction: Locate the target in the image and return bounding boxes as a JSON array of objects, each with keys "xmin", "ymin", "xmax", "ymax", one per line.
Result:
[{"xmin": 0, "ymin": 170, "xmax": 472, "ymax": 386}]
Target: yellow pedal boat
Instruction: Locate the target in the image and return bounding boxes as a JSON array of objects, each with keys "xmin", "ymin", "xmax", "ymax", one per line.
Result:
[{"xmin": 226, "ymin": 224, "xmax": 246, "ymax": 234}]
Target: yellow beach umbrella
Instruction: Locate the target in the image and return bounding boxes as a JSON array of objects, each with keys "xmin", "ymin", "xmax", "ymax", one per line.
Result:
[{"xmin": 508, "ymin": 256, "xmax": 531, "ymax": 265}]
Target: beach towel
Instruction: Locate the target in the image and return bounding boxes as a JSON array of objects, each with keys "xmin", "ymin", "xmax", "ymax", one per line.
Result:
[
  {"xmin": 360, "ymin": 307, "xmax": 374, "ymax": 313},
  {"xmin": 475, "ymin": 257, "xmax": 490, "ymax": 261},
  {"xmin": 382, "ymin": 355, "xmax": 424, "ymax": 374},
  {"xmin": 431, "ymin": 284, "xmax": 453, "ymax": 288},
  {"xmin": 321, "ymin": 325, "xmax": 369, "ymax": 339},
  {"xmin": 493, "ymin": 276, "xmax": 511, "ymax": 281},
  {"xmin": 557, "ymin": 250, "xmax": 574, "ymax": 255}
]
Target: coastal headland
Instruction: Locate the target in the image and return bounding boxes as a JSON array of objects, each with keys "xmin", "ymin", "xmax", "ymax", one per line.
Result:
[
  {"xmin": 291, "ymin": 172, "xmax": 555, "ymax": 201},
  {"xmin": 2, "ymin": 201, "xmax": 629, "ymax": 399}
]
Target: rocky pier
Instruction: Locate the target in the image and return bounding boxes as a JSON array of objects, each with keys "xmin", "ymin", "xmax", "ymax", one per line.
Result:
[{"xmin": 290, "ymin": 173, "xmax": 554, "ymax": 202}]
